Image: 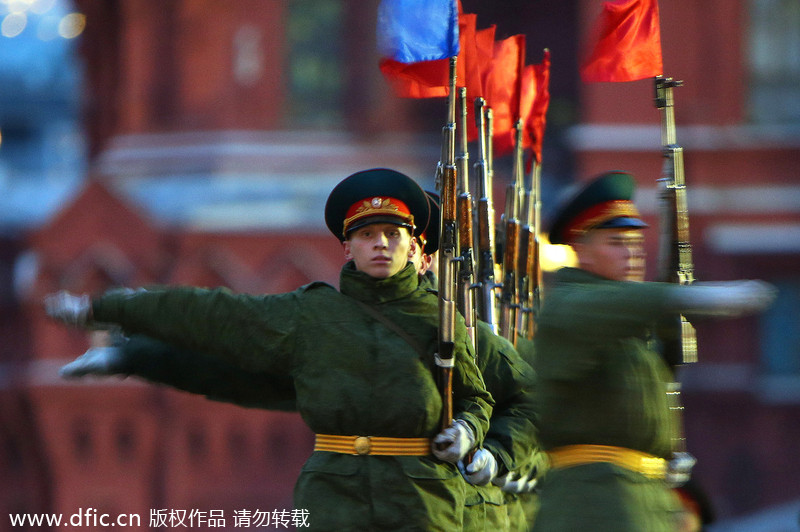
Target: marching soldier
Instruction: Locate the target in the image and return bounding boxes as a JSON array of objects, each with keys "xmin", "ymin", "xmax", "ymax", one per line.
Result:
[
  {"xmin": 529, "ymin": 171, "xmax": 776, "ymax": 532},
  {"xmin": 413, "ymin": 192, "xmax": 541, "ymax": 532},
  {"xmin": 46, "ymin": 168, "xmax": 494, "ymax": 531}
]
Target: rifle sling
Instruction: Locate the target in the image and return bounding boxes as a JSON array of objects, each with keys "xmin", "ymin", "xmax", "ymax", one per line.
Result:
[{"xmin": 349, "ymin": 298, "xmax": 429, "ymax": 360}]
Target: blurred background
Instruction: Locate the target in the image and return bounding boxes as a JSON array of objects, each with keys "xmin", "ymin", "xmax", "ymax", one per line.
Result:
[{"xmin": 0, "ymin": 0, "xmax": 798, "ymax": 530}]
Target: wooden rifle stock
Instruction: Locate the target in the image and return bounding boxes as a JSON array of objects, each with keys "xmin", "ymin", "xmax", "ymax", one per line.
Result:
[
  {"xmin": 499, "ymin": 189, "xmax": 520, "ymax": 344},
  {"xmin": 498, "ymin": 122, "xmax": 524, "ymax": 344},
  {"xmin": 518, "ymin": 163, "xmax": 542, "ymax": 340},
  {"xmin": 473, "ymin": 98, "xmax": 498, "ymax": 333},
  {"xmin": 456, "ymin": 87, "xmax": 477, "ymax": 350}
]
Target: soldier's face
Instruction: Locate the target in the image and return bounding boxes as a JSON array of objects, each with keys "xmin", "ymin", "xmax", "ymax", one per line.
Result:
[
  {"xmin": 575, "ymin": 228, "xmax": 646, "ymax": 282},
  {"xmin": 343, "ymin": 223, "xmax": 416, "ymax": 279}
]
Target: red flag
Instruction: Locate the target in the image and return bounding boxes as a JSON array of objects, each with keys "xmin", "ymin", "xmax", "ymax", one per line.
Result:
[
  {"xmin": 526, "ymin": 49, "xmax": 550, "ymax": 164},
  {"xmin": 461, "ymin": 22, "xmax": 495, "ymax": 141},
  {"xmin": 482, "ymin": 34, "xmax": 525, "ymax": 156},
  {"xmin": 519, "ymin": 65, "xmax": 536, "ymax": 149},
  {"xmin": 580, "ymin": 0, "xmax": 663, "ymax": 82},
  {"xmin": 455, "ymin": 13, "xmax": 478, "ymax": 93},
  {"xmin": 379, "ymin": 57, "xmax": 449, "ymax": 98}
]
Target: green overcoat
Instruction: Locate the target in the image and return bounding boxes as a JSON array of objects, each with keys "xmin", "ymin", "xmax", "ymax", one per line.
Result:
[
  {"xmin": 507, "ymin": 334, "xmax": 545, "ymax": 531},
  {"xmin": 92, "ymin": 262, "xmax": 493, "ymax": 531},
  {"xmin": 530, "ymin": 267, "xmax": 683, "ymax": 532},
  {"xmin": 420, "ymin": 273, "xmax": 541, "ymax": 532},
  {"xmin": 463, "ymin": 321, "xmax": 539, "ymax": 532}
]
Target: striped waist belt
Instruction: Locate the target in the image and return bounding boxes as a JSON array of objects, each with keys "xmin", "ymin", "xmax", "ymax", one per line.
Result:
[
  {"xmin": 547, "ymin": 444, "xmax": 667, "ymax": 479},
  {"xmin": 314, "ymin": 434, "xmax": 431, "ymax": 456}
]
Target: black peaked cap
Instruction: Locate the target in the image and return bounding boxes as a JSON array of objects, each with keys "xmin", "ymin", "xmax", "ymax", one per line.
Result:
[
  {"xmin": 324, "ymin": 168, "xmax": 430, "ymax": 241},
  {"xmin": 547, "ymin": 171, "xmax": 648, "ymax": 245}
]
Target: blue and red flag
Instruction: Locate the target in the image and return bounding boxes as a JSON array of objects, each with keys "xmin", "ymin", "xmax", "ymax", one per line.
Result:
[
  {"xmin": 377, "ymin": 0, "xmax": 460, "ymax": 63},
  {"xmin": 377, "ymin": 0, "xmax": 461, "ymax": 98}
]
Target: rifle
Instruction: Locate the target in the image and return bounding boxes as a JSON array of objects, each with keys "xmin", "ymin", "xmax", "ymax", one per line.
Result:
[
  {"xmin": 498, "ymin": 121, "xmax": 524, "ymax": 345},
  {"xmin": 435, "ymin": 57, "xmax": 459, "ymax": 431},
  {"xmin": 455, "ymin": 87, "xmax": 477, "ymax": 350},
  {"xmin": 518, "ymin": 161, "xmax": 543, "ymax": 340},
  {"xmin": 655, "ymin": 76, "xmax": 697, "ymax": 479},
  {"xmin": 655, "ymin": 76, "xmax": 698, "ymax": 368},
  {"xmin": 473, "ymin": 98, "xmax": 498, "ymax": 333}
]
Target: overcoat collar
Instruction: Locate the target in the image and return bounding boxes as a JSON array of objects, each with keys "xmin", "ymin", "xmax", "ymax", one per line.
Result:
[{"xmin": 339, "ymin": 261, "xmax": 420, "ymax": 304}]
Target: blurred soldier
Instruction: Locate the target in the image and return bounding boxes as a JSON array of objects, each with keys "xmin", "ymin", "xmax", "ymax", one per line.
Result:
[
  {"xmin": 414, "ymin": 192, "xmax": 541, "ymax": 532},
  {"xmin": 530, "ymin": 171, "xmax": 776, "ymax": 532},
  {"xmin": 46, "ymin": 168, "xmax": 493, "ymax": 531}
]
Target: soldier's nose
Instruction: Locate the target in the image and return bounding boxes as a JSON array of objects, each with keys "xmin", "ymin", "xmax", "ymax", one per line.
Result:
[{"xmin": 374, "ymin": 234, "xmax": 389, "ymax": 248}]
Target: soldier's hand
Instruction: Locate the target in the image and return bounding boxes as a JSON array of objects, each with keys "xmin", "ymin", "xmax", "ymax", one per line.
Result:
[
  {"xmin": 60, "ymin": 346, "xmax": 129, "ymax": 379},
  {"xmin": 493, "ymin": 468, "xmax": 538, "ymax": 494},
  {"xmin": 666, "ymin": 451, "xmax": 696, "ymax": 488},
  {"xmin": 460, "ymin": 448, "xmax": 498, "ymax": 486},
  {"xmin": 673, "ymin": 280, "xmax": 778, "ymax": 318},
  {"xmin": 432, "ymin": 419, "xmax": 475, "ymax": 464},
  {"xmin": 44, "ymin": 291, "xmax": 93, "ymax": 327}
]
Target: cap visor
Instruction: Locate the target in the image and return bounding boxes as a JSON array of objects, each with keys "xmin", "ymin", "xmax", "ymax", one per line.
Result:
[
  {"xmin": 345, "ymin": 216, "xmax": 413, "ymax": 236},
  {"xmin": 596, "ymin": 217, "xmax": 649, "ymax": 230}
]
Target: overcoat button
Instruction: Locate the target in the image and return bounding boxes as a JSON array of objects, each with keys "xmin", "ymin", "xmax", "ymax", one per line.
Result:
[{"xmin": 354, "ymin": 436, "xmax": 371, "ymax": 455}]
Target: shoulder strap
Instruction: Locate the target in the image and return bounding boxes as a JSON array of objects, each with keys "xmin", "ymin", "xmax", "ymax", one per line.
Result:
[{"xmin": 349, "ymin": 298, "xmax": 429, "ymax": 359}]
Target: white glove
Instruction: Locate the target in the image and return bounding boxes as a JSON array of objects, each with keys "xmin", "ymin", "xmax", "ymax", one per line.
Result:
[
  {"xmin": 460, "ymin": 448, "xmax": 498, "ymax": 486},
  {"xmin": 432, "ymin": 419, "xmax": 475, "ymax": 464},
  {"xmin": 60, "ymin": 346, "xmax": 128, "ymax": 378},
  {"xmin": 493, "ymin": 469, "xmax": 538, "ymax": 494},
  {"xmin": 670, "ymin": 280, "xmax": 777, "ymax": 318},
  {"xmin": 666, "ymin": 451, "xmax": 696, "ymax": 488},
  {"xmin": 44, "ymin": 291, "xmax": 92, "ymax": 327}
]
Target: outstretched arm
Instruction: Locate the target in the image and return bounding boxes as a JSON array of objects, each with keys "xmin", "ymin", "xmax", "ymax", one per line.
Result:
[
  {"xmin": 60, "ymin": 333, "xmax": 298, "ymax": 411},
  {"xmin": 45, "ymin": 286, "xmax": 300, "ymax": 374}
]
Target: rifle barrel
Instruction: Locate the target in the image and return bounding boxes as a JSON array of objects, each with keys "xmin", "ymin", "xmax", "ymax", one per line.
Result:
[{"xmin": 655, "ymin": 76, "xmax": 697, "ymax": 367}]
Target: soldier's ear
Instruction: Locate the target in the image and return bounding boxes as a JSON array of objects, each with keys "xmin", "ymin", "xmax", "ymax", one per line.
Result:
[
  {"xmin": 342, "ymin": 240, "xmax": 353, "ymax": 260},
  {"xmin": 408, "ymin": 236, "xmax": 418, "ymax": 259},
  {"xmin": 422, "ymin": 253, "xmax": 434, "ymax": 271}
]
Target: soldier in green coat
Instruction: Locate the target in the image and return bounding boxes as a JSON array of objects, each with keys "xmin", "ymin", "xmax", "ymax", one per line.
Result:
[
  {"xmin": 64, "ymin": 190, "xmax": 544, "ymax": 532},
  {"xmin": 47, "ymin": 168, "xmax": 494, "ymax": 531},
  {"xmin": 60, "ymin": 188, "xmax": 542, "ymax": 532},
  {"xmin": 413, "ymin": 192, "xmax": 541, "ymax": 532},
  {"xmin": 529, "ymin": 171, "xmax": 776, "ymax": 532}
]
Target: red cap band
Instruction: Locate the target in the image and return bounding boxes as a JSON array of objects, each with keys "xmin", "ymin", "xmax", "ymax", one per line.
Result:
[
  {"xmin": 563, "ymin": 200, "xmax": 641, "ymax": 242},
  {"xmin": 342, "ymin": 196, "xmax": 414, "ymax": 236}
]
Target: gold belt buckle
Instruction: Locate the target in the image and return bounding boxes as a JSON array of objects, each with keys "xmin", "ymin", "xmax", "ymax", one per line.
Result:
[{"xmin": 354, "ymin": 436, "xmax": 371, "ymax": 455}]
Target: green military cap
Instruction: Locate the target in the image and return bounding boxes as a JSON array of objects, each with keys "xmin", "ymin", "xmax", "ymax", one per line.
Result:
[
  {"xmin": 420, "ymin": 190, "xmax": 440, "ymax": 254},
  {"xmin": 324, "ymin": 168, "xmax": 430, "ymax": 241},
  {"xmin": 547, "ymin": 171, "xmax": 648, "ymax": 245}
]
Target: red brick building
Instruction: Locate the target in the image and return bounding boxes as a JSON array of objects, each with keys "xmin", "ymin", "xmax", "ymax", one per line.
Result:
[{"xmin": 2, "ymin": 0, "xmax": 798, "ymax": 529}]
